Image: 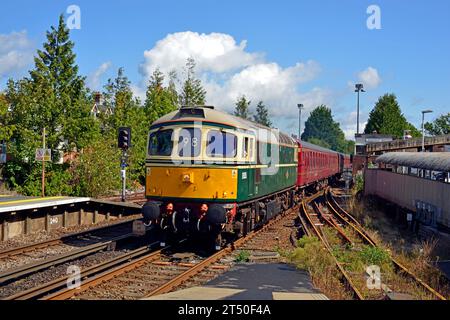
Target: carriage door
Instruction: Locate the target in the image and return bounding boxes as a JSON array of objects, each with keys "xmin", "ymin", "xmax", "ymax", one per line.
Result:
[{"xmin": 240, "ymin": 137, "xmax": 253, "ymax": 198}]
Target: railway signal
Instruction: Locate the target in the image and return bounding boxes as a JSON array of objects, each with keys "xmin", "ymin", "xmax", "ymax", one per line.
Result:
[
  {"xmin": 118, "ymin": 127, "xmax": 131, "ymax": 150},
  {"xmin": 118, "ymin": 127, "xmax": 131, "ymax": 202}
]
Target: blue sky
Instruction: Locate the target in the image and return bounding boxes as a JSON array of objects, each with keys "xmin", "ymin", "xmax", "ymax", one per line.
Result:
[{"xmin": 1, "ymin": 0, "xmax": 449, "ymax": 138}]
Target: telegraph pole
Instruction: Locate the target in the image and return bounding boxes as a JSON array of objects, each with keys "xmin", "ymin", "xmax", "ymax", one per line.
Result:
[{"xmin": 42, "ymin": 127, "xmax": 46, "ymax": 197}]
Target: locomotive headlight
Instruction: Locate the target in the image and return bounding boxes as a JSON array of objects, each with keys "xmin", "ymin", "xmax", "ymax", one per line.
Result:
[{"xmin": 182, "ymin": 172, "xmax": 194, "ymax": 183}]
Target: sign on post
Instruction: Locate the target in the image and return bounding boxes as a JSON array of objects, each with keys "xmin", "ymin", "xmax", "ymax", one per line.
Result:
[{"xmin": 35, "ymin": 148, "xmax": 52, "ymax": 162}]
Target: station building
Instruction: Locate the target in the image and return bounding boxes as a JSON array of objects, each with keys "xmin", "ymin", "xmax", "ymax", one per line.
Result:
[{"xmin": 364, "ymin": 152, "xmax": 450, "ymax": 233}]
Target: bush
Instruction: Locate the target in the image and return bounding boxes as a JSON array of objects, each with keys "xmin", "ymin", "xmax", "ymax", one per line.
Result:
[
  {"xmin": 70, "ymin": 138, "xmax": 121, "ymax": 197},
  {"xmin": 17, "ymin": 164, "xmax": 73, "ymax": 196}
]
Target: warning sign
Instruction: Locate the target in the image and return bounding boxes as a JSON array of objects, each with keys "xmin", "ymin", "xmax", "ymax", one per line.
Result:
[{"xmin": 35, "ymin": 148, "xmax": 52, "ymax": 162}]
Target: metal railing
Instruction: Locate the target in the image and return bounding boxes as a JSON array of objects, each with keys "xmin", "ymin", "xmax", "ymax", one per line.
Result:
[{"xmin": 366, "ymin": 134, "xmax": 450, "ymax": 153}]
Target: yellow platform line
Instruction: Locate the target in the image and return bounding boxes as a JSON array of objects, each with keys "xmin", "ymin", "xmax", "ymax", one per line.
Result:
[{"xmin": 0, "ymin": 196, "xmax": 66, "ymax": 206}]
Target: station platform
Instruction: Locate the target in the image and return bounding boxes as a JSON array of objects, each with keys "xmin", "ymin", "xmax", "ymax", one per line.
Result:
[
  {"xmin": 146, "ymin": 263, "xmax": 328, "ymax": 300},
  {"xmin": 0, "ymin": 196, "xmax": 91, "ymax": 213},
  {"xmin": 0, "ymin": 195, "xmax": 143, "ymax": 241}
]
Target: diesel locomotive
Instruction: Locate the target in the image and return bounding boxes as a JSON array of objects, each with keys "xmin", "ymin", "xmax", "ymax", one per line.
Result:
[{"xmin": 142, "ymin": 105, "xmax": 351, "ymax": 249}]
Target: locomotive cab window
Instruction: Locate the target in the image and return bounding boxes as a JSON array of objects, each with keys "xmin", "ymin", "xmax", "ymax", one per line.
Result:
[
  {"xmin": 206, "ymin": 130, "xmax": 237, "ymax": 158},
  {"xmin": 148, "ymin": 129, "xmax": 174, "ymax": 156},
  {"xmin": 178, "ymin": 128, "xmax": 201, "ymax": 157}
]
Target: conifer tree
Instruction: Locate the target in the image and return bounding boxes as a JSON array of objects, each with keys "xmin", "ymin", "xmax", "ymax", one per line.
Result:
[
  {"xmin": 234, "ymin": 95, "xmax": 251, "ymax": 120},
  {"xmin": 179, "ymin": 58, "xmax": 206, "ymax": 106},
  {"xmin": 144, "ymin": 68, "xmax": 178, "ymax": 123},
  {"xmin": 253, "ymin": 101, "xmax": 272, "ymax": 127}
]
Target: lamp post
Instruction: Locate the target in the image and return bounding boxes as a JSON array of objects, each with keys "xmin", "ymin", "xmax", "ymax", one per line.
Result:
[
  {"xmin": 354, "ymin": 83, "xmax": 365, "ymax": 135},
  {"xmin": 297, "ymin": 104, "xmax": 304, "ymax": 140},
  {"xmin": 421, "ymin": 109, "xmax": 433, "ymax": 152}
]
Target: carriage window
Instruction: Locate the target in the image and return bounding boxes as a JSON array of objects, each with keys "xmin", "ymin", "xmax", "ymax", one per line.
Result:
[
  {"xmin": 178, "ymin": 128, "xmax": 201, "ymax": 157},
  {"xmin": 148, "ymin": 129, "xmax": 174, "ymax": 156},
  {"xmin": 249, "ymin": 138, "xmax": 254, "ymax": 160},
  {"xmin": 206, "ymin": 130, "xmax": 237, "ymax": 158}
]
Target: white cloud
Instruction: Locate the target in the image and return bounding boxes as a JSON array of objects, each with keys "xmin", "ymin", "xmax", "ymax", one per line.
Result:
[
  {"xmin": 139, "ymin": 31, "xmax": 261, "ymax": 80},
  {"xmin": 357, "ymin": 66, "xmax": 381, "ymax": 89},
  {"xmin": 0, "ymin": 31, "xmax": 34, "ymax": 79},
  {"xmin": 135, "ymin": 31, "xmax": 329, "ymax": 134},
  {"xmin": 87, "ymin": 61, "xmax": 112, "ymax": 90}
]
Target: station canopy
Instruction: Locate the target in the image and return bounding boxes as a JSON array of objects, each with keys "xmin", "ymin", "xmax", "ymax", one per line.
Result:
[{"xmin": 375, "ymin": 152, "xmax": 450, "ymax": 172}]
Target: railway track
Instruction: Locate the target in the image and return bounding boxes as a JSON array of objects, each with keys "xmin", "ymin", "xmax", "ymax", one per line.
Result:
[
  {"xmin": 21, "ymin": 193, "xmax": 314, "ymax": 300},
  {"xmin": 102, "ymin": 192, "xmax": 146, "ymax": 204},
  {"xmin": 299, "ymin": 187, "xmax": 446, "ymax": 300},
  {"xmin": 0, "ymin": 220, "xmax": 156, "ymax": 299},
  {"xmin": 0, "ymin": 218, "xmax": 139, "ymax": 271},
  {"xmin": 324, "ymin": 188, "xmax": 446, "ymax": 300}
]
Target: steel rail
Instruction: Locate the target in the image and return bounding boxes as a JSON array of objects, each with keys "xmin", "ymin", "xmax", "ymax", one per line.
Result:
[
  {"xmin": 3, "ymin": 243, "xmax": 159, "ymax": 300},
  {"xmin": 146, "ymin": 205, "xmax": 297, "ymax": 297},
  {"xmin": 0, "ymin": 233, "xmax": 133, "ymax": 285},
  {"xmin": 312, "ymin": 201, "xmax": 354, "ymax": 245},
  {"xmin": 299, "ymin": 200, "xmax": 364, "ymax": 300},
  {"xmin": 0, "ymin": 219, "xmax": 135, "ymax": 260},
  {"xmin": 325, "ymin": 188, "xmax": 446, "ymax": 301},
  {"xmin": 145, "ymin": 203, "xmax": 301, "ymax": 298},
  {"xmin": 23, "ymin": 192, "xmax": 313, "ymax": 300}
]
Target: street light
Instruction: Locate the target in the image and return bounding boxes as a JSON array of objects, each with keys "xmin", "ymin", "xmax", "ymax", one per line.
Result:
[
  {"xmin": 421, "ymin": 109, "xmax": 433, "ymax": 152},
  {"xmin": 354, "ymin": 83, "xmax": 365, "ymax": 135},
  {"xmin": 297, "ymin": 104, "xmax": 304, "ymax": 140}
]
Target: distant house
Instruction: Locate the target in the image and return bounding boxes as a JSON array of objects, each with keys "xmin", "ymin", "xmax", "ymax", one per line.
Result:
[{"xmin": 90, "ymin": 92, "xmax": 113, "ymax": 118}]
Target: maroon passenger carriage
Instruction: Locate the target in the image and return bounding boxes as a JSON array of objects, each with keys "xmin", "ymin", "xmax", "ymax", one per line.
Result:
[{"xmin": 296, "ymin": 140, "xmax": 351, "ymax": 190}]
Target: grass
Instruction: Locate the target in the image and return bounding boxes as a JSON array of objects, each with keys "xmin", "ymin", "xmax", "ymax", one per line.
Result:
[
  {"xmin": 290, "ymin": 236, "xmax": 352, "ymax": 300},
  {"xmin": 235, "ymin": 250, "xmax": 251, "ymax": 262}
]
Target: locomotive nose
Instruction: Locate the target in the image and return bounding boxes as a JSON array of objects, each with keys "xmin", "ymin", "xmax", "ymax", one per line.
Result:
[
  {"xmin": 142, "ymin": 201, "xmax": 161, "ymax": 223},
  {"xmin": 206, "ymin": 204, "xmax": 227, "ymax": 224}
]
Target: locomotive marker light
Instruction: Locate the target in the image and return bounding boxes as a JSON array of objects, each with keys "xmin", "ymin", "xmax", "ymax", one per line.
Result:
[{"xmin": 118, "ymin": 127, "xmax": 131, "ymax": 202}]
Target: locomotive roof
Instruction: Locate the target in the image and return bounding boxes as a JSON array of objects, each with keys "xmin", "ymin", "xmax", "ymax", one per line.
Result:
[
  {"xmin": 151, "ymin": 106, "xmax": 297, "ymax": 146},
  {"xmin": 376, "ymin": 152, "xmax": 450, "ymax": 172}
]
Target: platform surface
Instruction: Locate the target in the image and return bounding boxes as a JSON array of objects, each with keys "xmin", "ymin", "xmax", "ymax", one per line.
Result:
[
  {"xmin": 0, "ymin": 195, "xmax": 90, "ymax": 213},
  {"xmin": 146, "ymin": 263, "xmax": 327, "ymax": 300}
]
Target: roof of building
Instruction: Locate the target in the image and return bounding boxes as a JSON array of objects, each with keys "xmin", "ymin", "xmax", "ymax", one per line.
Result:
[{"xmin": 375, "ymin": 152, "xmax": 450, "ymax": 172}]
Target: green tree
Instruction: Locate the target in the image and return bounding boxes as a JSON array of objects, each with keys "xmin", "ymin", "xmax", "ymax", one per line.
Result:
[
  {"xmin": 4, "ymin": 15, "xmax": 98, "ymax": 193},
  {"xmin": 307, "ymin": 137, "xmax": 331, "ymax": 149},
  {"xmin": 424, "ymin": 113, "xmax": 450, "ymax": 136},
  {"xmin": 144, "ymin": 68, "xmax": 178, "ymax": 123},
  {"xmin": 102, "ymin": 68, "xmax": 147, "ymax": 188},
  {"xmin": 179, "ymin": 58, "xmax": 206, "ymax": 106},
  {"xmin": 0, "ymin": 93, "xmax": 15, "ymax": 142},
  {"xmin": 234, "ymin": 95, "xmax": 251, "ymax": 120},
  {"xmin": 301, "ymin": 105, "xmax": 350, "ymax": 153},
  {"xmin": 253, "ymin": 101, "xmax": 272, "ymax": 127},
  {"xmin": 364, "ymin": 93, "xmax": 420, "ymax": 138}
]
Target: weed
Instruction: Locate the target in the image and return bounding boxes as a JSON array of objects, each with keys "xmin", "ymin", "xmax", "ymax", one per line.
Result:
[{"xmin": 235, "ymin": 250, "xmax": 251, "ymax": 262}]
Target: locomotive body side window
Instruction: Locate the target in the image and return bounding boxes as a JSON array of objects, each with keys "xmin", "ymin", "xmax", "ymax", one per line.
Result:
[{"xmin": 148, "ymin": 129, "xmax": 174, "ymax": 156}]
